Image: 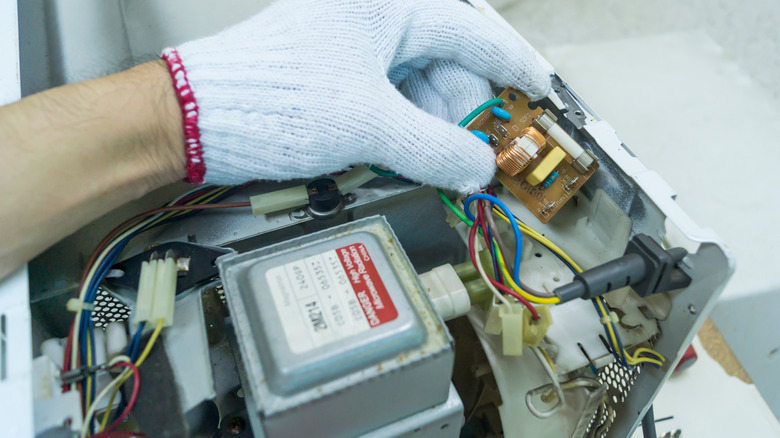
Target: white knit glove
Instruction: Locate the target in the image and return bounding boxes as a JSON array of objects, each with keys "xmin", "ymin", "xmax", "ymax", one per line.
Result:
[{"xmin": 164, "ymin": 0, "xmax": 551, "ymax": 193}]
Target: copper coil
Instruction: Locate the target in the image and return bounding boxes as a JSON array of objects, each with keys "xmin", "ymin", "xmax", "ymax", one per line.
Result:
[
  {"xmin": 496, "ymin": 127, "xmax": 546, "ymax": 176},
  {"xmin": 519, "ymin": 127, "xmax": 546, "ymax": 149}
]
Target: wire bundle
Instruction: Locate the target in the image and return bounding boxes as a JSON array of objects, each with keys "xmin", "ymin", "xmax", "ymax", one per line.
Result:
[
  {"xmin": 61, "ymin": 183, "xmax": 252, "ymax": 436},
  {"xmin": 439, "ymin": 185, "xmax": 665, "ymax": 369},
  {"xmin": 436, "ymin": 96, "xmax": 667, "ymax": 371}
]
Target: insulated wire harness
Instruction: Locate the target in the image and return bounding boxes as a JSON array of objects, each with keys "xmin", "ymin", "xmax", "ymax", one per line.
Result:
[
  {"xmin": 62, "ymin": 183, "xmax": 253, "ymax": 436},
  {"xmin": 437, "ymin": 97, "xmax": 665, "ymax": 369},
  {"xmin": 438, "ymin": 188, "xmax": 665, "ymax": 368}
]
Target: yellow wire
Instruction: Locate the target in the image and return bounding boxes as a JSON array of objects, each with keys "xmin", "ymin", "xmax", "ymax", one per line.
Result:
[
  {"xmin": 492, "ymin": 207, "xmax": 582, "ymax": 273},
  {"xmin": 490, "ymin": 206, "xmax": 665, "ymax": 367},
  {"xmin": 145, "ymin": 186, "xmax": 230, "ymax": 227},
  {"xmin": 494, "ymin": 244, "xmax": 560, "ymax": 304},
  {"xmin": 540, "ymin": 346, "xmax": 557, "ymax": 373},
  {"xmin": 98, "ymin": 319, "xmax": 165, "ymax": 431},
  {"xmin": 135, "ymin": 319, "xmax": 165, "ymax": 367},
  {"xmin": 85, "ymin": 330, "xmax": 92, "ymax": 408}
]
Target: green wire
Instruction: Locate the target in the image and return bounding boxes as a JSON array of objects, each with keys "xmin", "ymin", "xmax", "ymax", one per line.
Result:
[
  {"xmin": 437, "ymin": 188, "xmax": 473, "ymax": 226},
  {"xmin": 368, "ymin": 165, "xmax": 401, "ymax": 178},
  {"xmin": 457, "ymin": 97, "xmax": 505, "ymax": 128}
]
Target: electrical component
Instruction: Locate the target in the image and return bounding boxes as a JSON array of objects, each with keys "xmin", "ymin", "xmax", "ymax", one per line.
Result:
[
  {"xmin": 496, "ymin": 127, "xmax": 546, "ymax": 176},
  {"xmin": 541, "ymin": 171, "xmax": 559, "ymax": 188},
  {"xmin": 132, "ymin": 253, "xmax": 177, "ymax": 326},
  {"xmin": 526, "ymin": 146, "xmax": 566, "ymax": 186},
  {"xmin": 217, "ymin": 216, "xmax": 455, "ymax": 438},
  {"xmin": 466, "ymin": 88, "xmax": 600, "ymax": 223},
  {"xmin": 499, "ymin": 304, "xmax": 553, "ymax": 356},
  {"xmin": 536, "ymin": 111, "xmax": 596, "ymax": 174},
  {"xmin": 491, "ymin": 106, "xmax": 512, "ymax": 121},
  {"xmin": 554, "ymin": 234, "xmax": 692, "ymax": 303},
  {"xmin": 249, "ymin": 165, "xmax": 376, "ymax": 216},
  {"xmin": 419, "ymin": 264, "xmax": 471, "ymax": 321},
  {"xmin": 472, "ymin": 130, "xmax": 490, "ymax": 144}
]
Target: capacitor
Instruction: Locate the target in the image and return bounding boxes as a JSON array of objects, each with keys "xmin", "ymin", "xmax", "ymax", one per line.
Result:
[
  {"xmin": 541, "ymin": 171, "xmax": 559, "ymax": 188},
  {"xmin": 491, "ymin": 106, "xmax": 512, "ymax": 122},
  {"xmin": 471, "ymin": 130, "xmax": 490, "ymax": 144}
]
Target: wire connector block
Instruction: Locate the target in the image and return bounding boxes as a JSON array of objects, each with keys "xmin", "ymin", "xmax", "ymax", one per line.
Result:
[{"xmin": 132, "ymin": 254, "xmax": 177, "ymax": 327}]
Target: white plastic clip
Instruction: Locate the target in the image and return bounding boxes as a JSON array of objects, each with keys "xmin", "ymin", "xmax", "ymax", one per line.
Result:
[{"xmin": 66, "ymin": 299, "xmax": 95, "ymax": 313}]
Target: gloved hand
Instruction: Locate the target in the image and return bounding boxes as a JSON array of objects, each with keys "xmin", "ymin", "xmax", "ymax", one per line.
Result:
[{"xmin": 163, "ymin": 0, "xmax": 551, "ymax": 193}]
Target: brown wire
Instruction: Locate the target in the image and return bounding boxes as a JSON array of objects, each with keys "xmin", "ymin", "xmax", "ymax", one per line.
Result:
[{"xmin": 78, "ymin": 202, "xmax": 250, "ymax": 291}]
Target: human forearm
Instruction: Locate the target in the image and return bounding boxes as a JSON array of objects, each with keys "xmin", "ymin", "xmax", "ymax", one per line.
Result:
[{"xmin": 0, "ymin": 60, "xmax": 184, "ymax": 279}]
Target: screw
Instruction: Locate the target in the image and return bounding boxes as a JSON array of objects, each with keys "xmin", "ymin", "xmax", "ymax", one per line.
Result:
[
  {"xmin": 688, "ymin": 304, "xmax": 697, "ymax": 315},
  {"xmin": 344, "ymin": 193, "xmax": 357, "ymax": 205},
  {"xmin": 226, "ymin": 416, "xmax": 246, "ymax": 435},
  {"xmin": 236, "ymin": 387, "xmax": 244, "ymax": 398},
  {"xmin": 290, "ymin": 209, "xmax": 308, "ymax": 220}
]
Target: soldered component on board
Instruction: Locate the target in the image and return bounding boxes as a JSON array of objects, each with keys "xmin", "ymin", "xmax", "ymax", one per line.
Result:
[
  {"xmin": 526, "ymin": 147, "xmax": 566, "ymax": 186},
  {"xmin": 465, "ymin": 88, "xmax": 600, "ymax": 223},
  {"xmin": 536, "ymin": 112, "xmax": 597, "ymax": 174},
  {"xmin": 496, "ymin": 127, "xmax": 546, "ymax": 176},
  {"xmin": 541, "ymin": 171, "xmax": 559, "ymax": 189}
]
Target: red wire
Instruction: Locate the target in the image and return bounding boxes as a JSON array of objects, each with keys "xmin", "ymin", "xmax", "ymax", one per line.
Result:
[
  {"xmin": 476, "ymin": 200, "xmax": 503, "ymax": 284},
  {"xmin": 468, "ymin": 215, "xmax": 539, "ymax": 319},
  {"xmin": 92, "ymin": 361, "xmax": 141, "ymax": 438},
  {"xmin": 61, "ymin": 320, "xmax": 75, "ymax": 392}
]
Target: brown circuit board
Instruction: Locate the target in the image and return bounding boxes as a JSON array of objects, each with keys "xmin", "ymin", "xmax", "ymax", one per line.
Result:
[{"xmin": 467, "ymin": 89, "xmax": 598, "ymax": 223}]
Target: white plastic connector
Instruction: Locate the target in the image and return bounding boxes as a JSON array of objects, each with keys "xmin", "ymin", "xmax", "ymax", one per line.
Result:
[
  {"xmin": 418, "ymin": 264, "xmax": 471, "ymax": 321},
  {"xmin": 249, "ymin": 166, "xmax": 377, "ymax": 216},
  {"xmin": 132, "ymin": 257, "xmax": 177, "ymax": 327}
]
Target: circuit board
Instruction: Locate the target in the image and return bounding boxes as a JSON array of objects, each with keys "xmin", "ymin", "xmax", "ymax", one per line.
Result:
[{"xmin": 467, "ymin": 89, "xmax": 599, "ymax": 223}]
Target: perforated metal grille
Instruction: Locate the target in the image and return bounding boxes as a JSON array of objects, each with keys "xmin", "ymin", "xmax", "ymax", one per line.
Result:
[
  {"xmin": 586, "ymin": 363, "xmax": 641, "ymax": 437},
  {"xmin": 601, "ymin": 362, "xmax": 640, "ymax": 404},
  {"xmin": 91, "ymin": 288, "xmax": 131, "ymax": 328}
]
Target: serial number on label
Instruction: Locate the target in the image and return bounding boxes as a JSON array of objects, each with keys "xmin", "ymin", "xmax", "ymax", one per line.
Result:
[
  {"xmin": 305, "ymin": 300, "xmax": 328, "ymax": 332},
  {"xmin": 309, "ymin": 259, "xmax": 330, "ymax": 291}
]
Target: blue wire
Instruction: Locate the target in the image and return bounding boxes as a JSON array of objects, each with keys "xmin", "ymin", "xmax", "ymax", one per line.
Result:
[
  {"xmin": 128, "ymin": 322, "xmax": 145, "ymax": 361},
  {"xmin": 112, "ymin": 321, "xmax": 146, "ymax": 424},
  {"xmin": 463, "ymin": 194, "xmax": 523, "ymax": 286},
  {"xmin": 591, "ymin": 298, "xmax": 630, "ymax": 368}
]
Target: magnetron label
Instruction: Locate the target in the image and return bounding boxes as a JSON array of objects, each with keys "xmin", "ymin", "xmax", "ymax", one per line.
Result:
[{"xmin": 265, "ymin": 243, "xmax": 398, "ymax": 354}]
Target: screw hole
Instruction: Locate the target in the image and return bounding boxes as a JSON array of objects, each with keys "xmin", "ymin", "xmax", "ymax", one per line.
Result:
[
  {"xmin": 535, "ymin": 253, "xmax": 542, "ymax": 258},
  {"xmin": 441, "ymin": 423, "xmax": 449, "ymax": 430},
  {"xmin": 574, "ymin": 110, "xmax": 583, "ymax": 116},
  {"xmin": 553, "ymin": 276, "xmax": 560, "ymax": 282},
  {"xmin": 508, "ymin": 92, "xmax": 518, "ymax": 101}
]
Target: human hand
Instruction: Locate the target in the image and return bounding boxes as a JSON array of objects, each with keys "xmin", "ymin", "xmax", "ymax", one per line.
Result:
[{"xmin": 164, "ymin": 0, "xmax": 551, "ymax": 193}]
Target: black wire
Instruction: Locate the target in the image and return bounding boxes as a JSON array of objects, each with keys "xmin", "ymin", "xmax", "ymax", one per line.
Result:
[{"xmin": 642, "ymin": 405, "xmax": 658, "ymax": 438}]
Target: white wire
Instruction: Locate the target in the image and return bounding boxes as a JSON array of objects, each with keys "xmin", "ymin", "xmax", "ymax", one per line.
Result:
[
  {"xmin": 80, "ymin": 355, "xmax": 132, "ymax": 438},
  {"xmin": 526, "ymin": 347, "xmax": 566, "ymax": 418},
  {"xmin": 69, "ymin": 186, "xmax": 210, "ymax": 391},
  {"xmin": 472, "ymin": 230, "xmax": 511, "ymax": 309}
]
